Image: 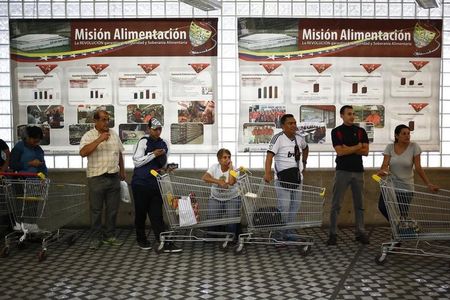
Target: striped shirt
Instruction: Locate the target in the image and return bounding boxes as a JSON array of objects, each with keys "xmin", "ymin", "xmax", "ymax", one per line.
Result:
[{"xmin": 80, "ymin": 128, "xmax": 124, "ymax": 178}]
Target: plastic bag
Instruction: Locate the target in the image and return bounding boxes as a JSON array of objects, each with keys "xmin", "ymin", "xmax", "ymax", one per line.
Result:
[
  {"xmin": 178, "ymin": 196, "xmax": 198, "ymax": 227},
  {"xmin": 120, "ymin": 181, "xmax": 131, "ymax": 203}
]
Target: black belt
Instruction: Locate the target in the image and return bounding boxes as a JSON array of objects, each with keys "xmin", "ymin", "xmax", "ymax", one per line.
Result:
[{"xmin": 100, "ymin": 172, "xmax": 118, "ymax": 178}]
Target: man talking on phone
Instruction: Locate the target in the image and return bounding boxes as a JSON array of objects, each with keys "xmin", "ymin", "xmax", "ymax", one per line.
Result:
[{"xmin": 80, "ymin": 110, "xmax": 126, "ymax": 250}]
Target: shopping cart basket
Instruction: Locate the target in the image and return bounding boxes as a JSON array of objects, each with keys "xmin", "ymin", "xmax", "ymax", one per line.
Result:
[
  {"xmin": 232, "ymin": 171, "xmax": 325, "ymax": 255},
  {"xmin": 0, "ymin": 172, "xmax": 86, "ymax": 262},
  {"xmin": 373, "ymin": 174, "xmax": 450, "ymax": 265},
  {"xmin": 151, "ymin": 170, "xmax": 241, "ymax": 253}
]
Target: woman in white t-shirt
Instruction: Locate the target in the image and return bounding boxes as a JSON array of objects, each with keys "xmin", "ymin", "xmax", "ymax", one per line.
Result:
[
  {"xmin": 377, "ymin": 124, "xmax": 438, "ymax": 221},
  {"xmin": 202, "ymin": 148, "xmax": 241, "ymax": 236}
]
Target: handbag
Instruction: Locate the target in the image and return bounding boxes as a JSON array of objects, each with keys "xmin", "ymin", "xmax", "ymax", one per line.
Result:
[
  {"xmin": 178, "ymin": 195, "xmax": 198, "ymax": 227},
  {"xmin": 120, "ymin": 181, "xmax": 131, "ymax": 203},
  {"xmin": 277, "ymin": 167, "xmax": 301, "ymax": 184}
]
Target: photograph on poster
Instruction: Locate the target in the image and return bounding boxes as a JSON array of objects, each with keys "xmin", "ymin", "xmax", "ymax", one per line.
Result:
[
  {"xmin": 118, "ymin": 124, "xmax": 148, "ymax": 145},
  {"xmin": 243, "ymin": 123, "xmax": 275, "ymax": 145},
  {"xmin": 353, "ymin": 105, "xmax": 385, "ymax": 128},
  {"xmin": 27, "ymin": 105, "xmax": 64, "ymax": 129},
  {"xmin": 69, "ymin": 124, "xmax": 94, "ymax": 145},
  {"xmin": 77, "ymin": 105, "xmax": 115, "ymax": 128},
  {"xmin": 17, "ymin": 124, "xmax": 50, "ymax": 145},
  {"xmin": 10, "ymin": 21, "xmax": 70, "ymax": 52},
  {"xmin": 299, "ymin": 105, "xmax": 336, "ymax": 128},
  {"xmin": 238, "ymin": 18, "xmax": 298, "ymax": 51},
  {"xmin": 354, "ymin": 122, "xmax": 375, "ymax": 143},
  {"xmin": 249, "ymin": 104, "xmax": 285, "ymax": 128},
  {"xmin": 127, "ymin": 104, "xmax": 164, "ymax": 124},
  {"xmin": 177, "ymin": 101, "xmax": 215, "ymax": 124},
  {"xmin": 171, "ymin": 123, "xmax": 204, "ymax": 144},
  {"xmin": 297, "ymin": 123, "xmax": 327, "ymax": 144}
]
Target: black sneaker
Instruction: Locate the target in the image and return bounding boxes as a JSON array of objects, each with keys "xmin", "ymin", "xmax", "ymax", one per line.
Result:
[
  {"xmin": 327, "ymin": 234, "xmax": 337, "ymax": 246},
  {"xmin": 355, "ymin": 234, "xmax": 370, "ymax": 244},
  {"xmin": 137, "ymin": 239, "xmax": 152, "ymax": 250},
  {"xmin": 163, "ymin": 243, "xmax": 183, "ymax": 253}
]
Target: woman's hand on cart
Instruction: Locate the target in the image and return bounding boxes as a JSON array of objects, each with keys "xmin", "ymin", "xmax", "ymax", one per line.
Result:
[
  {"xmin": 427, "ymin": 183, "xmax": 439, "ymax": 193},
  {"xmin": 217, "ymin": 179, "xmax": 229, "ymax": 189},
  {"xmin": 376, "ymin": 169, "xmax": 389, "ymax": 177}
]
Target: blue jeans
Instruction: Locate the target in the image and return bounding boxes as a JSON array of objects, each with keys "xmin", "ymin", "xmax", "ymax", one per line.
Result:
[
  {"xmin": 207, "ymin": 196, "xmax": 241, "ymax": 234},
  {"xmin": 275, "ymin": 180, "xmax": 302, "ymax": 226}
]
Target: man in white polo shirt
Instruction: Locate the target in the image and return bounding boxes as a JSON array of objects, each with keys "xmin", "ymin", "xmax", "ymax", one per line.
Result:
[
  {"xmin": 80, "ymin": 110, "xmax": 126, "ymax": 249},
  {"xmin": 264, "ymin": 114, "xmax": 309, "ymax": 241}
]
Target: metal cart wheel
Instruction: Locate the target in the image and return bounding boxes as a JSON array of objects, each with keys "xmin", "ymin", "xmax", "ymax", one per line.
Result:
[
  {"xmin": 66, "ymin": 235, "xmax": 76, "ymax": 246},
  {"xmin": 299, "ymin": 245, "xmax": 311, "ymax": 256},
  {"xmin": 38, "ymin": 249, "xmax": 47, "ymax": 262},
  {"xmin": 0, "ymin": 246, "xmax": 10, "ymax": 258},
  {"xmin": 234, "ymin": 242, "xmax": 245, "ymax": 255},
  {"xmin": 220, "ymin": 240, "xmax": 229, "ymax": 251},
  {"xmin": 155, "ymin": 241, "xmax": 165, "ymax": 254},
  {"xmin": 375, "ymin": 253, "xmax": 387, "ymax": 265}
]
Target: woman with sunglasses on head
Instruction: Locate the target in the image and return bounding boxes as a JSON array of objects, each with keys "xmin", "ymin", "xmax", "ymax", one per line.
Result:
[{"xmin": 377, "ymin": 124, "xmax": 439, "ymax": 221}]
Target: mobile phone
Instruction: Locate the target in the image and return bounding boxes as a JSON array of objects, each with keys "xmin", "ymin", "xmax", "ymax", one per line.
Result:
[{"xmin": 167, "ymin": 163, "xmax": 179, "ymax": 169}]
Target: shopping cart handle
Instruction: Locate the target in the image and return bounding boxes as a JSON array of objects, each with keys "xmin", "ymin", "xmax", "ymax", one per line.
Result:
[
  {"xmin": 372, "ymin": 174, "xmax": 381, "ymax": 182},
  {"xmin": 230, "ymin": 166, "xmax": 250, "ymax": 178},
  {"xmin": 150, "ymin": 169, "xmax": 159, "ymax": 177},
  {"xmin": 320, "ymin": 188, "xmax": 326, "ymax": 197},
  {"xmin": 0, "ymin": 172, "xmax": 46, "ymax": 179}
]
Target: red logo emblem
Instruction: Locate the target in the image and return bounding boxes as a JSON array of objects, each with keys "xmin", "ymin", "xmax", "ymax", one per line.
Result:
[{"xmin": 88, "ymin": 64, "xmax": 109, "ymax": 74}]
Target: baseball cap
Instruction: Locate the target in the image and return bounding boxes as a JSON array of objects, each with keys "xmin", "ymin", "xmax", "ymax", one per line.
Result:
[{"xmin": 149, "ymin": 118, "xmax": 162, "ymax": 129}]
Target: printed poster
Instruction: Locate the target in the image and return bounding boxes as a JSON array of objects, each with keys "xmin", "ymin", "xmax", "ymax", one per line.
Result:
[
  {"xmin": 10, "ymin": 19, "xmax": 218, "ymax": 153},
  {"xmin": 238, "ymin": 18, "xmax": 442, "ymax": 152}
]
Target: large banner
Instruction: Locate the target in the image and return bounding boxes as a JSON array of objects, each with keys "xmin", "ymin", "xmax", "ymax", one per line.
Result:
[
  {"xmin": 238, "ymin": 18, "xmax": 442, "ymax": 152},
  {"xmin": 10, "ymin": 19, "xmax": 218, "ymax": 153}
]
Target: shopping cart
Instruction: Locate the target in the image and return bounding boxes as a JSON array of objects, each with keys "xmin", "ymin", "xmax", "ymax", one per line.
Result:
[
  {"xmin": 151, "ymin": 170, "xmax": 241, "ymax": 253},
  {"xmin": 0, "ymin": 172, "xmax": 86, "ymax": 262},
  {"xmin": 373, "ymin": 174, "xmax": 450, "ymax": 265},
  {"xmin": 231, "ymin": 171, "xmax": 325, "ymax": 255}
]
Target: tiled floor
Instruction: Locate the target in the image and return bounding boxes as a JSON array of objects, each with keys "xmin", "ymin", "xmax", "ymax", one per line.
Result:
[{"xmin": 0, "ymin": 227, "xmax": 449, "ymax": 300}]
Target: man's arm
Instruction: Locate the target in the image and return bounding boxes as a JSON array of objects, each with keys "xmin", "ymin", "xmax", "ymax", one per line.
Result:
[
  {"xmin": 302, "ymin": 145, "xmax": 309, "ymax": 169},
  {"xmin": 264, "ymin": 151, "xmax": 275, "ymax": 182},
  {"xmin": 355, "ymin": 143, "xmax": 369, "ymax": 156},
  {"xmin": 334, "ymin": 143, "xmax": 363, "ymax": 156},
  {"xmin": 79, "ymin": 132, "xmax": 110, "ymax": 157},
  {"xmin": 119, "ymin": 152, "xmax": 125, "ymax": 180}
]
